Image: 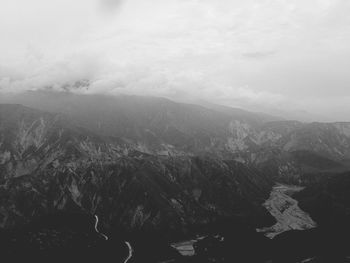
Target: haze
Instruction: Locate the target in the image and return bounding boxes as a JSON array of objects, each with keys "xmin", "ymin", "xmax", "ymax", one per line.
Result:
[{"xmin": 0, "ymin": 0, "xmax": 350, "ymax": 122}]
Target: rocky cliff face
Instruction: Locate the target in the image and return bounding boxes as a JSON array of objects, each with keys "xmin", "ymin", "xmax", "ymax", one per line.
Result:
[
  {"xmin": 0, "ymin": 104, "xmax": 273, "ymax": 235},
  {"xmin": 2, "ymin": 92, "xmax": 350, "ymax": 162},
  {"xmin": 0, "ymin": 93, "xmax": 350, "ymax": 234}
]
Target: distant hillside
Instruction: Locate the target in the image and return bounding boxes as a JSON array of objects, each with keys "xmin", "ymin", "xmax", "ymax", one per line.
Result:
[{"xmin": 1, "ymin": 91, "xmax": 350, "ymax": 176}]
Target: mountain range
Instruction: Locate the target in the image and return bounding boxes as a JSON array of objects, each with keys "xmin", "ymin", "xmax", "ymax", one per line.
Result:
[{"xmin": 1, "ymin": 91, "xmax": 350, "ymax": 262}]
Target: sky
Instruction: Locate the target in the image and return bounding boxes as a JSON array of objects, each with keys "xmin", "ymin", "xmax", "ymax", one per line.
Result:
[{"xmin": 0, "ymin": 0, "xmax": 350, "ymax": 121}]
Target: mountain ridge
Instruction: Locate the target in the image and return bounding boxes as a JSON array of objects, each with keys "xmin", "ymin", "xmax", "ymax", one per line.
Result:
[{"xmin": 1, "ymin": 96, "xmax": 350, "ymax": 262}]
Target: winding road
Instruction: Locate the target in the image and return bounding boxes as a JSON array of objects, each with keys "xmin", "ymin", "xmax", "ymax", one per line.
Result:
[
  {"xmin": 124, "ymin": 242, "xmax": 134, "ymax": 263},
  {"xmin": 94, "ymin": 215, "xmax": 134, "ymax": 263},
  {"xmin": 94, "ymin": 215, "xmax": 109, "ymax": 241}
]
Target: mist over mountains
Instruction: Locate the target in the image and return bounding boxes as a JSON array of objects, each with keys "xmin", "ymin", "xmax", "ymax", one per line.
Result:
[
  {"xmin": 1, "ymin": 91, "xmax": 350, "ymax": 262},
  {"xmin": 1, "ymin": 91, "xmax": 350, "ymax": 163},
  {"xmin": 2, "ymin": 0, "xmax": 350, "ymax": 262}
]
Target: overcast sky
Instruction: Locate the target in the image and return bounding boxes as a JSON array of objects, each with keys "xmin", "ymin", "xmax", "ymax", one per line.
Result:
[{"xmin": 0, "ymin": 0, "xmax": 350, "ymax": 121}]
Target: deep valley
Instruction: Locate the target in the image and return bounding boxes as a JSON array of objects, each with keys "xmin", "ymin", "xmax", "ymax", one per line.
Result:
[{"xmin": 0, "ymin": 92, "xmax": 350, "ymax": 262}]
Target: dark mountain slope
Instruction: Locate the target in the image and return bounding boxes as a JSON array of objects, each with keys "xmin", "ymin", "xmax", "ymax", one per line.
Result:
[
  {"xmin": 0, "ymin": 104, "xmax": 273, "ymax": 235},
  {"xmin": 1, "ymin": 98, "xmax": 350, "ymax": 262}
]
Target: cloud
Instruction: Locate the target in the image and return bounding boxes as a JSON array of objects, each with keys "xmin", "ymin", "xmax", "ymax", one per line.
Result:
[
  {"xmin": 99, "ymin": 0, "xmax": 124, "ymax": 14},
  {"xmin": 242, "ymin": 51, "xmax": 277, "ymax": 59},
  {"xmin": 1, "ymin": 0, "xmax": 350, "ymax": 121}
]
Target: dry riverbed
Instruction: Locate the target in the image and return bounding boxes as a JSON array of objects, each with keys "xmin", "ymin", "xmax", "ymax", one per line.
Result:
[{"xmin": 257, "ymin": 184, "xmax": 317, "ymax": 238}]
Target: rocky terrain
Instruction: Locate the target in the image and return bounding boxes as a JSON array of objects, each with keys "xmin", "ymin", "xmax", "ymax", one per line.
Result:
[
  {"xmin": 2, "ymin": 91, "xmax": 350, "ymax": 167},
  {"xmin": 0, "ymin": 92, "xmax": 350, "ymax": 262}
]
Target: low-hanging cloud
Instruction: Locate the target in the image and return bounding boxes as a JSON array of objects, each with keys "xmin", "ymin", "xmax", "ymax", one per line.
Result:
[{"xmin": 1, "ymin": 0, "xmax": 350, "ymax": 122}]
